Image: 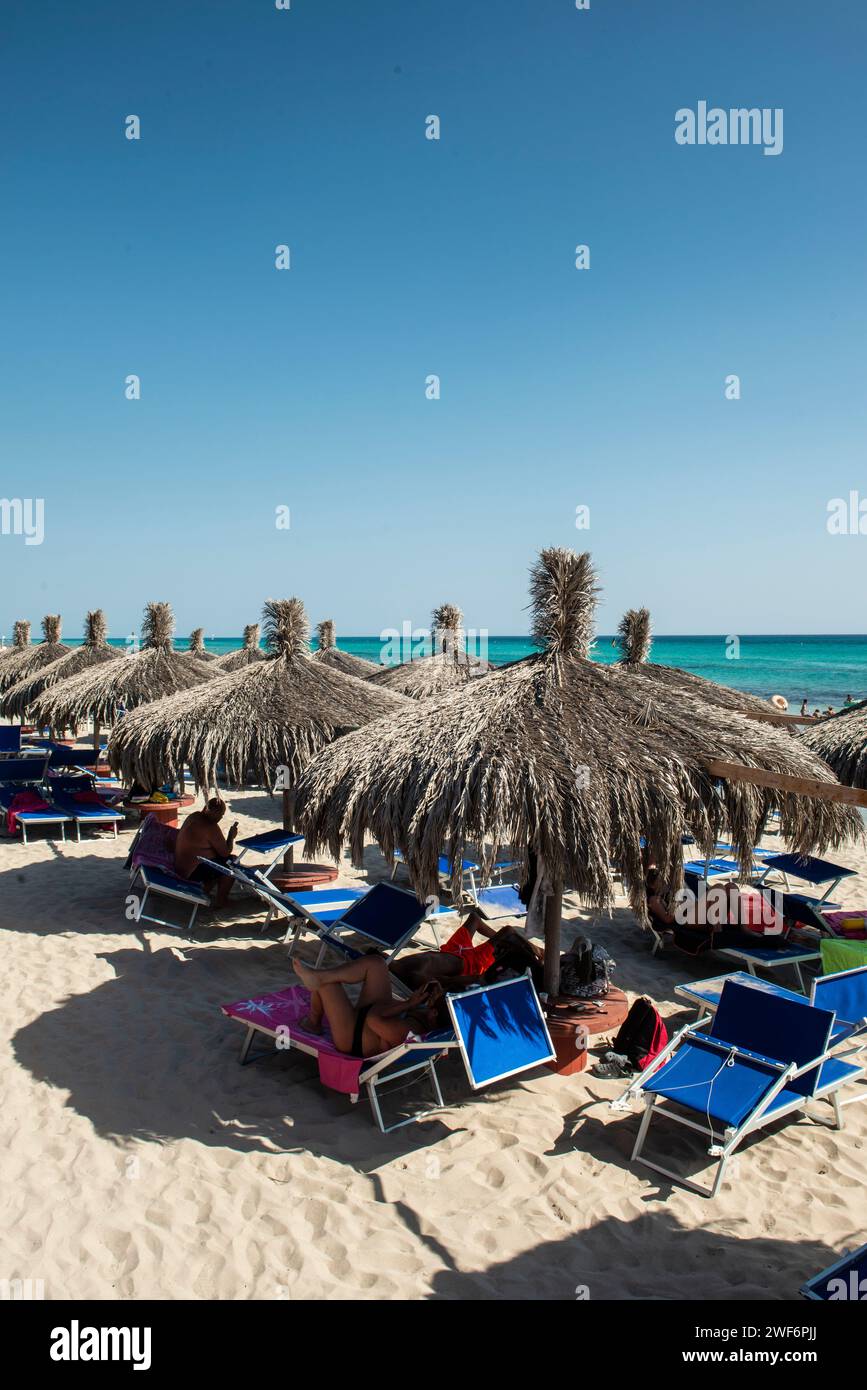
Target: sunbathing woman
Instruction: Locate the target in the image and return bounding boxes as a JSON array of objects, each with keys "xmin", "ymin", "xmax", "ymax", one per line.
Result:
[{"xmin": 293, "ymin": 954, "xmax": 445, "ymax": 1059}]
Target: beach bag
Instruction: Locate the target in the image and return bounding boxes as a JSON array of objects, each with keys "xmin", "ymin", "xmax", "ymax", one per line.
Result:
[
  {"xmin": 611, "ymin": 997, "xmax": 668, "ymax": 1072},
  {"xmin": 559, "ymin": 937, "xmax": 613, "ymax": 998}
]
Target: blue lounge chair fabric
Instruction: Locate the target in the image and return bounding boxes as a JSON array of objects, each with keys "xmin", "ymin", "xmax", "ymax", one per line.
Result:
[
  {"xmin": 391, "ymin": 847, "xmax": 521, "ymax": 903},
  {"xmin": 612, "ymin": 980, "xmax": 863, "ymax": 1197},
  {"xmin": 756, "ymin": 853, "xmax": 855, "ymax": 905},
  {"xmin": 801, "ymin": 1243, "xmax": 867, "ymax": 1300},
  {"xmin": 235, "ymin": 829, "xmax": 303, "ymax": 880},
  {"xmin": 45, "ymin": 790, "xmax": 123, "ymax": 840},
  {"xmin": 129, "ymin": 864, "xmax": 211, "ymax": 931},
  {"xmin": 446, "ymin": 974, "xmax": 555, "ymax": 1088},
  {"xmin": 0, "ymin": 726, "xmax": 21, "ymax": 754}
]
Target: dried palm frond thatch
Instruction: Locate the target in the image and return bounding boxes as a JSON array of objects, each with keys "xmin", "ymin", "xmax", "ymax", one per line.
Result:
[
  {"xmin": 0, "ymin": 621, "xmax": 31, "ymax": 661},
  {"xmin": 313, "ymin": 619, "xmax": 378, "ymax": 680},
  {"xmin": 1, "ymin": 610, "xmax": 120, "ymax": 719},
  {"xmin": 31, "ymin": 602, "xmax": 212, "ymax": 729},
  {"xmin": 188, "ymin": 628, "xmax": 216, "ymax": 661},
  {"xmin": 0, "ymin": 615, "xmax": 70, "ymax": 694},
  {"xmin": 108, "ymin": 597, "xmax": 410, "ymax": 791},
  {"xmin": 614, "ymin": 607, "xmax": 777, "ymax": 717},
  {"xmin": 801, "ymin": 700, "xmax": 867, "ymax": 788},
  {"xmin": 212, "ymin": 624, "xmax": 265, "ymax": 672},
  {"xmin": 368, "ymin": 601, "xmax": 486, "ymax": 698},
  {"xmin": 294, "ymin": 549, "xmax": 860, "ymax": 995}
]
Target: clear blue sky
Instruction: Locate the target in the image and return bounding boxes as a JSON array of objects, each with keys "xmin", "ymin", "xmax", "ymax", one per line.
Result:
[{"xmin": 2, "ymin": 0, "xmax": 865, "ymax": 639}]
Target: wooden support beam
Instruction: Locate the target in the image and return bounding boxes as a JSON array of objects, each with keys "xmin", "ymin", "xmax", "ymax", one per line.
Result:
[{"xmin": 703, "ymin": 758, "xmax": 867, "ymax": 808}]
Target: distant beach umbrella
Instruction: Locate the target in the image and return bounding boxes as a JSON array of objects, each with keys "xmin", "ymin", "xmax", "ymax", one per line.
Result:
[
  {"xmin": 1, "ymin": 610, "xmax": 120, "ymax": 720},
  {"xmin": 0, "ymin": 615, "xmax": 70, "ymax": 694},
  {"xmin": 31, "ymin": 602, "xmax": 212, "ymax": 730},
  {"xmin": 294, "ymin": 549, "xmax": 858, "ymax": 996},
  {"xmin": 0, "ymin": 621, "xmax": 31, "ymax": 663},
  {"xmin": 188, "ymin": 628, "xmax": 217, "ymax": 662},
  {"xmin": 212, "ymin": 623, "xmax": 265, "ymax": 672},
  {"xmin": 312, "ymin": 620, "xmax": 378, "ymax": 680},
  {"xmin": 368, "ymin": 602, "xmax": 485, "ymax": 699},
  {"xmin": 613, "ymin": 608, "xmax": 779, "ymax": 718},
  {"xmin": 108, "ymin": 597, "xmax": 410, "ymax": 795},
  {"xmin": 801, "ymin": 700, "xmax": 867, "ymax": 788}
]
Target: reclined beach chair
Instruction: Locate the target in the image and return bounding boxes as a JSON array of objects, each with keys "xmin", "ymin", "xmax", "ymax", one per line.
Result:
[
  {"xmin": 197, "ymin": 857, "xmax": 372, "ymax": 933},
  {"xmin": 0, "ymin": 754, "xmax": 72, "ymax": 843},
  {"xmin": 390, "ymin": 847, "xmax": 521, "ymax": 903},
  {"xmin": 676, "ymin": 964, "xmax": 867, "ymax": 1060},
  {"xmin": 0, "ymin": 726, "xmax": 22, "ymax": 755},
  {"xmin": 234, "ymin": 828, "xmax": 303, "ymax": 880},
  {"xmin": 221, "ymin": 970, "xmax": 554, "ymax": 1132},
  {"xmin": 130, "ymin": 864, "xmax": 212, "ymax": 930},
  {"xmin": 45, "ymin": 775, "xmax": 124, "ymax": 840},
  {"xmin": 126, "ymin": 813, "xmax": 211, "ymax": 930},
  {"xmin": 280, "ymin": 879, "xmax": 434, "ymax": 964},
  {"xmin": 754, "ymin": 852, "xmax": 855, "ymax": 913},
  {"xmin": 801, "ymin": 1243, "xmax": 867, "ymax": 1300},
  {"xmin": 611, "ymin": 980, "xmax": 864, "ymax": 1198}
]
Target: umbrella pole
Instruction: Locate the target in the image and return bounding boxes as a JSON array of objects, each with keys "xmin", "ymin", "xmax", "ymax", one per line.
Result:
[
  {"xmin": 543, "ymin": 880, "xmax": 563, "ymax": 999},
  {"xmin": 282, "ymin": 789, "xmax": 295, "ymax": 870},
  {"xmin": 93, "ymin": 717, "xmax": 100, "ymax": 754}
]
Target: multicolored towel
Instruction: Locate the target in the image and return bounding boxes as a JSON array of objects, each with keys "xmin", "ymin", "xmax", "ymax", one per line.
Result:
[
  {"xmin": 130, "ymin": 811, "xmax": 178, "ymax": 873},
  {"xmin": 222, "ymin": 985, "xmax": 370, "ymax": 1094}
]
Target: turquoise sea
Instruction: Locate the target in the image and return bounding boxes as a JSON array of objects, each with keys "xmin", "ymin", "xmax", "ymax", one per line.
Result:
[{"xmin": 88, "ymin": 633, "xmax": 867, "ymax": 709}]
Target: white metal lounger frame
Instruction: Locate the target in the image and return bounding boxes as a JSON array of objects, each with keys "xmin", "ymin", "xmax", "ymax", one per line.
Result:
[
  {"xmin": 610, "ymin": 1019, "xmax": 863, "ymax": 1198},
  {"xmin": 130, "ymin": 865, "xmax": 210, "ymax": 932},
  {"xmin": 234, "ymin": 1014, "xmax": 458, "ymax": 1133}
]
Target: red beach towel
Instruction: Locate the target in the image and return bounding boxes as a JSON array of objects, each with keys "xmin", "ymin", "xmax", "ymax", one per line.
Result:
[{"xmin": 6, "ymin": 790, "xmax": 51, "ymax": 836}]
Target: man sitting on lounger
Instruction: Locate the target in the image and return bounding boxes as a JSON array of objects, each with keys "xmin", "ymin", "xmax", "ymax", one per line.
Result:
[
  {"xmin": 175, "ymin": 797, "xmax": 239, "ymax": 907},
  {"xmin": 293, "ymin": 955, "xmax": 446, "ymax": 1058}
]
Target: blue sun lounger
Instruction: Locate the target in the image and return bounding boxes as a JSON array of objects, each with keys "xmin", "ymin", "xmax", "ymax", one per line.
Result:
[
  {"xmin": 128, "ymin": 864, "xmax": 211, "ymax": 931},
  {"xmin": 0, "ymin": 726, "xmax": 22, "ymax": 755},
  {"xmin": 391, "ymin": 847, "xmax": 521, "ymax": 903},
  {"xmin": 234, "ymin": 829, "xmax": 303, "ymax": 880},
  {"xmin": 44, "ymin": 777, "xmax": 125, "ymax": 840},
  {"xmin": 0, "ymin": 753, "xmax": 73, "ymax": 843},
  {"xmin": 801, "ymin": 1244, "xmax": 867, "ymax": 1300},
  {"xmin": 222, "ymin": 970, "xmax": 554, "ymax": 1131},
  {"xmin": 676, "ymin": 965, "xmax": 867, "ymax": 1053},
  {"xmin": 754, "ymin": 853, "xmax": 855, "ymax": 912},
  {"xmin": 282, "ymin": 880, "xmax": 437, "ymax": 964},
  {"xmin": 611, "ymin": 980, "xmax": 864, "ymax": 1197}
]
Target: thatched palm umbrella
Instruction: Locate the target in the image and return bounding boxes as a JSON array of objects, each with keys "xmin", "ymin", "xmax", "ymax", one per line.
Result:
[
  {"xmin": 801, "ymin": 701, "xmax": 867, "ymax": 788},
  {"xmin": 0, "ymin": 621, "xmax": 31, "ymax": 665},
  {"xmin": 31, "ymin": 602, "xmax": 212, "ymax": 733},
  {"xmin": 613, "ymin": 609, "xmax": 777, "ymax": 718},
  {"xmin": 0, "ymin": 616, "xmax": 70, "ymax": 695},
  {"xmin": 108, "ymin": 599, "xmax": 410, "ymax": 857},
  {"xmin": 212, "ymin": 624, "xmax": 265, "ymax": 672},
  {"xmin": 1, "ymin": 610, "xmax": 119, "ymax": 725},
  {"xmin": 368, "ymin": 603, "xmax": 484, "ymax": 699},
  {"xmin": 294, "ymin": 549, "xmax": 859, "ymax": 996},
  {"xmin": 188, "ymin": 628, "xmax": 217, "ymax": 662},
  {"xmin": 313, "ymin": 620, "xmax": 378, "ymax": 680}
]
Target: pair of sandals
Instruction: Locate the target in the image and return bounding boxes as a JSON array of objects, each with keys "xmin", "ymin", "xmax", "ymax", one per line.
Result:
[{"xmin": 592, "ymin": 1050, "xmax": 634, "ymax": 1080}]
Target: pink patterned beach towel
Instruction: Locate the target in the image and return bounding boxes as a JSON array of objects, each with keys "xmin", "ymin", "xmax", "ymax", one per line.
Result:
[{"xmin": 222, "ymin": 985, "xmax": 373, "ymax": 1094}]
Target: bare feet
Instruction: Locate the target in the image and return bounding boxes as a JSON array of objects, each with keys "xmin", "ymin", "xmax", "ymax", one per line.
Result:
[
  {"xmin": 294, "ymin": 960, "xmax": 318, "ymax": 989},
  {"xmin": 298, "ymin": 1014, "xmax": 322, "ymax": 1035}
]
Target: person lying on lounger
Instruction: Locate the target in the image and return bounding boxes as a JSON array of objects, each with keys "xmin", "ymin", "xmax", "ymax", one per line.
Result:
[
  {"xmin": 390, "ymin": 912, "xmax": 544, "ymax": 992},
  {"xmin": 293, "ymin": 955, "xmax": 447, "ymax": 1058},
  {"xmin": 174, "ymin": 796, "xmax": 239, "ymax": 907}
]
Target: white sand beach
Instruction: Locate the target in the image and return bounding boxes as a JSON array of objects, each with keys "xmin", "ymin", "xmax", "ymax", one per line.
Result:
[{"xmin": 2, "ymin": 788, "xmax": 864, "ymax": 1302}]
